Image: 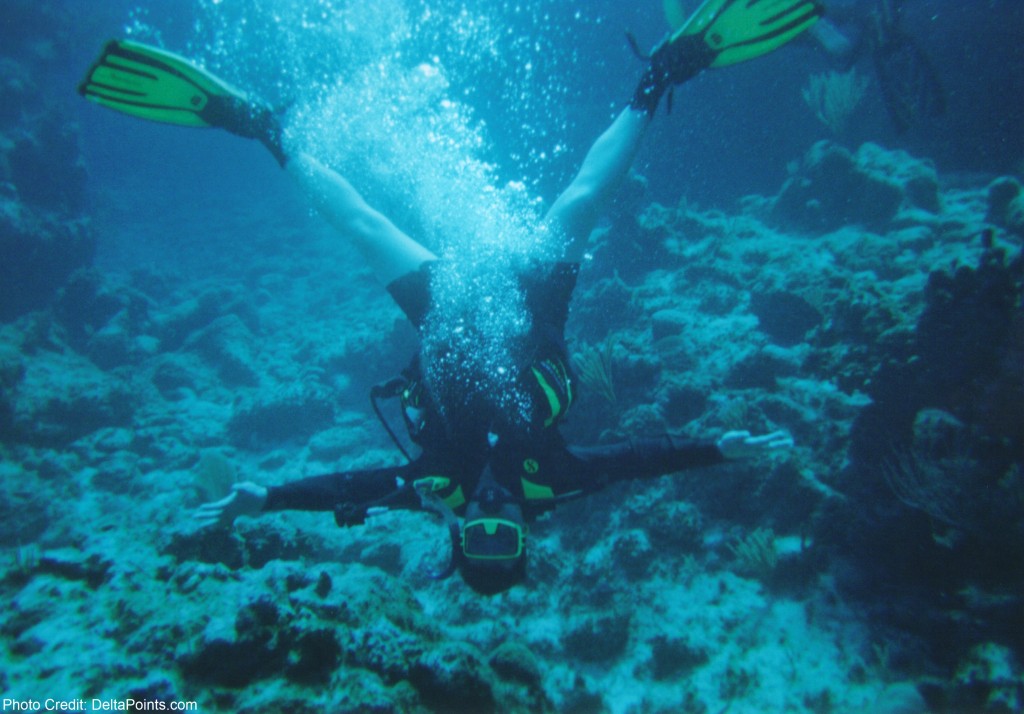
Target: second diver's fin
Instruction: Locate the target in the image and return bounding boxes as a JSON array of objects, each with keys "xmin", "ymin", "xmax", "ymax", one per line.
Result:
[
  {"xmin": 871, "ymin": 21, "xmax": 946, "ymax": 135},
  {"xmin": 78, "ymin": 39, "xmax": 247, "ymax": 128},
  {"xmin": 668, "ymin": 0, "xmax": 824, "ymax": 68}
]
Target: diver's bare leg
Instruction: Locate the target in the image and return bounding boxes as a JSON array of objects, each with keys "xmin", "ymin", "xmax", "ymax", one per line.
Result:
[
  {"xmin": 544, "ymin": 109, "xmax": 649, "ymax": 263},
  {"xmin": 287, "ymin": 152, "xmax": 436, "ymax": 285}
]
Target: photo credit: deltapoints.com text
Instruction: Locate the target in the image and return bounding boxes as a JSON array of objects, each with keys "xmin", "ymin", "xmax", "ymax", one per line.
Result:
[{"xmin": 2, "ymin": 699, "xmax": 199, "ymax": 712}]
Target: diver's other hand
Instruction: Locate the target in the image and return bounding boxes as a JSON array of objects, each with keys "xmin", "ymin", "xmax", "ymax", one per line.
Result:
[
  {"xmin": 717, "ymin": 430, "xmax": 794, "ymax": 460},
  {"xmin": 195, "ymin": 482, "xmax": 268, "ymax": 528}
]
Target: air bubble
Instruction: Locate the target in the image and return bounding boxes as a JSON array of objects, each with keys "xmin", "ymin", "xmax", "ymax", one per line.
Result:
[{"xmin": 186, "ymin": 0, "xmax": 578, "ymax": 419}]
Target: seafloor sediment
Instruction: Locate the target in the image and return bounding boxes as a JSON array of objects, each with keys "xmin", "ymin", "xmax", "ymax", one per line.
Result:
[
  {"xmin": 2, "ymin": 100, "xmax": 1022, "ymax": 712},
  {"xmin": 3, "ymin": 5, "xmax": 1024, "ymax": 707}
]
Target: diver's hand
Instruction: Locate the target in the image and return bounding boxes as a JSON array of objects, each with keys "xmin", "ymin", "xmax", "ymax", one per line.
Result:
[
  {"xmin": 717, "ymin": 430, "xmax": 794, "ymax": 460},
  {"xmin": 195, "ymin": 482, "xmax": 268, "ymax": 528}
]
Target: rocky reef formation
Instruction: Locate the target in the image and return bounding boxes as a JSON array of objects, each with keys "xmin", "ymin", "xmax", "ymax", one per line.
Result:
[
  {"xmin": 0, "ymin": 2, "xmax": 95, "ymax": 322},
  {"xmin": 562, "ymin": 139, "xmax": 1023, "ymax": 712},
  {"xmin": 772, "ymin": 141, "xmax": 941, "ymax": 232},
  {"xmin": 2, "ymin": 129, "xmax": 1022, "ymax": 712}
]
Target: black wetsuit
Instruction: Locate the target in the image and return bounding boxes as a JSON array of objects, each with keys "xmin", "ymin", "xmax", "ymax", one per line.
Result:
[{"xmin": 264, "ymin": 260, "xmax": 725, "ymax": 523}]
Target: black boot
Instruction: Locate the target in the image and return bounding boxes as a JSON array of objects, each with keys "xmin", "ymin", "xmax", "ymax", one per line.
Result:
[
  {"xmin": 630, "ymin": 33, "xmax": 716, "ymax": 117},
  {"xmin": 202, "ymin": 95, "xmax": 289, "ymax": 167}
]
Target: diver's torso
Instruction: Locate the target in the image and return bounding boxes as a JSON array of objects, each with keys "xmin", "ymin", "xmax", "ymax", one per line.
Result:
[{"xmin": 398, "ymin": 259, "xmax": 581, "ymax": 516}]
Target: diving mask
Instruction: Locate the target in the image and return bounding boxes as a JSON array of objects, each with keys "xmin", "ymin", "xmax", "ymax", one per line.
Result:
[
  {"xmin": 461, "ymin": 465, "xmax": 527, "ymax": 564},
  {"xmin": 462, "ymin": 517, "xmax": 526, "ymax": 560}
]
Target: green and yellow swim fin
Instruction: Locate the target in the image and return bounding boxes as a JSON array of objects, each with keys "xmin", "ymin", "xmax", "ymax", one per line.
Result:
[
  {"xmin": 632, "ymin": 0, "xmax": 823, "ymax": 114},
  {"xmin": 664, "ymin": 0, "xmax": 824, "ymax": 68},
  {"xmin": 79, "ymin": 40, "xmax": 288, "ymax": 165},
  {"xmin": 78, "ymin": 39, "xmax": 249, "ymax": 128}
]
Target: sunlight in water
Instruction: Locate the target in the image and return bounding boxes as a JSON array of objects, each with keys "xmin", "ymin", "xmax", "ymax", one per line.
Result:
[{"xmin": 159, "ymin": 0, "xmax": 583, "ymax": 420}]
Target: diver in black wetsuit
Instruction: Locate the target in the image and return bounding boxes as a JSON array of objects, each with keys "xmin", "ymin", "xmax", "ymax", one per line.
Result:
[
  {"xmin": 200, "ymin": 253, "xmax": 790, "ymax": 594},
  {"xmin": 80, "ymin": 2, "xmax": 821, "ymax": 594},
  {"xmin": 209, "ymin": 259, "xmax": 781, "ymax": 595},
  {"xmin": 192, "ymin": 34, "xmax": 797, "ymax": 593}
]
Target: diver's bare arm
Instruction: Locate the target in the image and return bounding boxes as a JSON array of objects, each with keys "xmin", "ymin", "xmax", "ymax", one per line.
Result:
[
  {"xmin": 287, "ymin": 153, "xmax": 437, "ymax": 285},
  {"xmin": 544, "ymin": 109, "xmax": 649, "ymax": 262}
]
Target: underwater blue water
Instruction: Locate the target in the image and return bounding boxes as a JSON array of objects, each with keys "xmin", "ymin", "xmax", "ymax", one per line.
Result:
[
  {"xmin": 2, "ymin": 0, "xmax": 1023, "ymax": 712},
  {"xmin": 63, "ymin": 0, "xmax": 1024, "ymax": 276}
]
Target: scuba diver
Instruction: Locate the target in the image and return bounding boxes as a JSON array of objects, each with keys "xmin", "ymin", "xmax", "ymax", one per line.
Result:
[
  {"xmin": 808, "ymin": 0, "xmax": 945, "ymax": 134},
  {"xmin": 80, "ymin": 0, "xmax": 820, "ymax": 594}
]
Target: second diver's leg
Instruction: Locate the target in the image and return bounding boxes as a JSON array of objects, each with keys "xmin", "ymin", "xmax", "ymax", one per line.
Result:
[{"xmin": 286, "ymin": 152, "xmax": 437, "ymax": 286}]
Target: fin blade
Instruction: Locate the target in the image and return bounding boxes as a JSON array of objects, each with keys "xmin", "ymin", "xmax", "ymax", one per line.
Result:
[
  {"xmin": 675, "ymin": 0, "xmax": 731, "ymax": 38},
  {"xmin": 113, "ymin": 40, "xmax": 243, "ymax": 99},
  {"xmin": 84, "ymin": 57, "xmax": 210, "ymax": 112},
  {"xmin": 82, "ymin": 92, "xmax": 211, "ymax": 128},
  {"xmin": 78, "ymin": 39, "xmax": 245, "ymax": 128},
  {"xmin": 873, "ymin": 28, "xmax": 946, "ymax": 134},
  {"xmin": 674, "ymin": 0, "xmax": 824, "ymax": 67}
]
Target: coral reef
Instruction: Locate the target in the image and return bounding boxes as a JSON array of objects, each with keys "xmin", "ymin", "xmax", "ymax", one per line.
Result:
[
  {"xmin": 802, "ymin": 69, "xmax": 870, "ymax": 135},
  {"xmin": 571, "ymin": 338, "xmax": 617, "ymax": 404},
  {"xmin": 2, "ymin": 103, "xmax": 1022, "ymax": 714},
  {"xmin": 0, "ymin": 3, "xmax": 92, "ymax": 322},
  {"xmin": 772, "ymin": 140, "xmax": 939, "ymax": 232},
  {"xmin": 728, "ymin": 527, "xmax": 778, "ymax": 580},
  {"xmin": 986, "ymin": 176, "xmax": 1024, "ymax": 236}
]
